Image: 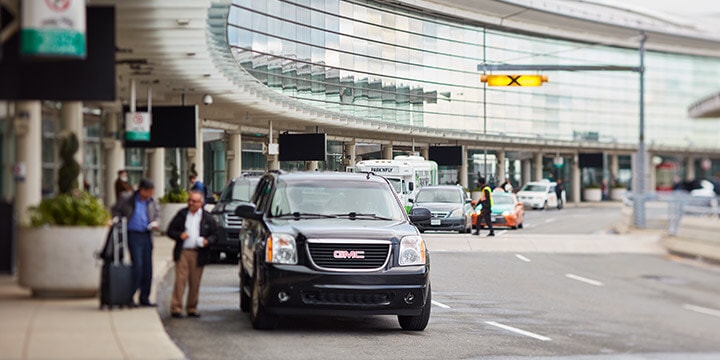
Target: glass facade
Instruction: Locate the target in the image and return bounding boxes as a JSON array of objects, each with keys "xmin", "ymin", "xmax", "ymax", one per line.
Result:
[{"xmin": 227, "ymin": 0, "xmax": 720, "ymax": 149}]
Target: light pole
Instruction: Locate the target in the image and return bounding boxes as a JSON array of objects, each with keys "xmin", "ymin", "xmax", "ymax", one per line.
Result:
[{"xmin": 477, "ymin": 33, "xmax": 647, "ymax": 226}]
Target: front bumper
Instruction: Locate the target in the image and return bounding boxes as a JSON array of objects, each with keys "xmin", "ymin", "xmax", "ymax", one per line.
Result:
[
  {"xmin": 257, "ymin": 264, "xmax": 430, "ymax": 316},
  {"xmin": 414, "ymin": 218, "xmax": 465, "ymax": 231}
]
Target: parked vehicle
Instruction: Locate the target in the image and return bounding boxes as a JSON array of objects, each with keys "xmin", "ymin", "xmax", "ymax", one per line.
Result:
[
  {"xmin": 209, "ymin": 173, "xmax": 262, "ymax": 263},
  {"xmin": 516, "ymin": 180, "xmax": 565, "ymax": 210},
  {"xmin": 472, "ymin": 191, "xmax": 525, "ymax": 229},
  {"xmin": 235, "ymin": 171, "xmax": 432, "ymax": 330},
  {"xmin": 355, "ymin": 155, "xmax": 438, "ymax": 212},
  {"xmin": 410, "ymin": 185, "xmax": 473, "ymax": 233}
]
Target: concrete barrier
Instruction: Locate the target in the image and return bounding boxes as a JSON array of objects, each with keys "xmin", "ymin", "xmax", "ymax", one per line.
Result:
[{"xmin": 663, "ymin": 216, "xmax": 720, "ymax": 263}]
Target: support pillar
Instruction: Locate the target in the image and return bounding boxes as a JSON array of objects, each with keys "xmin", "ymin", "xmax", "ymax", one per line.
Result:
[
  {"xmin": 685, "ymin": 156, "xmax": 696, "ymax": 181},
  {"xmin": 103, "ymin": 112, "xmax": 125, "ymax": 206},
  {"xmin": 305, "ymin": 161, "xmax": 319, "ymax": 171},
  {"xmin": 344, "ymin": 142, "xmax": 356, "ymax": 171},
  {"xmin": 496, "ymin": 149, "xmax": 506, "ymax": 184},
  {"xmin": 647, "ymin": 154, "xmax": 656, "ymax": 193},
  {"xmin": 227, "ymin": 130, "xmax": 242, "ymax": 180},
  {"xmin": 459, "ymin": 146, "xmax": 468, "ymax": 189},
  {"xmin": 571, "ymin": 153, "xmax": 581, "ymax": 205},
  {"xmin": 609, "ymin": 153, "xmax": 619, "ymax": 183},
  {"xmin": 421, "ymin": 148, "xmax": 429, "ymax": 160},
  {"xmin": 149, "ymin": 149, "xmax": 166, "ymax": 198},
  {"xmin": 521, "ymin": 159, "xmax": 531, "ymax": 188},
  {"xmin": 534, "ymin": 152, "xmax": 543, "ymax": 181},
  {"xmin": 60, "ymin": 101, "xmax": 84, "ymax": 189},
  {"xmin": 267, "ymin": 135, "xmax": 279, "ymax": 171},
  {"xmin": 14, "ymin": 101, "xmax": 42, "ymax": 226},
  {"xmin": 382, "ymin": 144, "xmax": 393, "ymax": 159}
]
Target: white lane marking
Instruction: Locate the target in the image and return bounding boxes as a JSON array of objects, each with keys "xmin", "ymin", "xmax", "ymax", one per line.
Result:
[
  {"xmin": 683, "ymin": 304, "xmax": 720, "ymax": 318},
  {"xmin": 544, "ymin": 218, "xmax": 557, "ymax": 223},
  {"xmin": 484, "ymin": 321, "xmax": 552, "ymax": 341},
  {"xmin": 432, "ymin": 300, "xmax": 451, "ymax": 309},
  {"xmin": 496, "ymin": 230, "xmax": 507, "ymax": 236},
  {"xmin": 565, "ymin": 273, "xmax": 604, "ymax": 287},
  {"xmin": 515, "ymin": 254, "xmax": 531, "ymax": 262}
]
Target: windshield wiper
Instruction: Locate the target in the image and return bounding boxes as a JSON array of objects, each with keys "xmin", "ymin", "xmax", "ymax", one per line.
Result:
[
  {"xmin": 274, "ymin": 212, "xmax": 338, "ymax": 219},
  {"xmin": 331, "ymin": 212, "xmax": 393, "ymax": 220}
]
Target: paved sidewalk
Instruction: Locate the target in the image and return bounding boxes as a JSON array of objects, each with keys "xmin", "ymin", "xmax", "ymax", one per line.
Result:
[{"xmin": 0, "ymin": 236, "xmax": 183, "ymax": 360}]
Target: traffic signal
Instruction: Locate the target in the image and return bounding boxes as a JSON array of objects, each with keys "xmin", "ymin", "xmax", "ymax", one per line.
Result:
[{"xmin": 481, "ymin": 74, "xmax": 548, "ymax": 86}]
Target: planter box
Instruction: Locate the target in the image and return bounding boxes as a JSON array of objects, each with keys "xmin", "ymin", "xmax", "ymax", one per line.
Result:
[
  {"xmin": 159, "ymin": 203, "xmax": 186, "ymax": 234},
  {"xmin": 610, "ymin": 188, "xmax": 626, "ymax": 201},
  {"xmin": 19, "ymin": 226, "xmax": 106, "ymax": 298},
  {"xmin": 583, "ymin": 188, "xmax": 602, "ymax": 202}
]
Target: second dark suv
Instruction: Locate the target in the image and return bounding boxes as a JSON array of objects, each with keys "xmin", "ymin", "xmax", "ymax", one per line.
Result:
[
  {"xmin": 209, "ymin": 173, "xmax": 262, "ymax": 262},
  {"xmin": 235, "ymin": 171, "xmax": 432, "ymax": 330}
]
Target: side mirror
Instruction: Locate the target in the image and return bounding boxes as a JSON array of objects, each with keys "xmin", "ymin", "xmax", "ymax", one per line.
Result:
[
  {"xmin": 234, "ymin": 203, "xmax": 262, "ymax": 220},
  {"xmin": 408, "ymin": 198, "xmax": 414, "ymax": 203},
  {"xmin": 409, "ymin": 207, "xmax": 431, "ymax": 223},
  {"xmin": 408, "ymin": 182, "xmax": 414, "ymax": 192}
]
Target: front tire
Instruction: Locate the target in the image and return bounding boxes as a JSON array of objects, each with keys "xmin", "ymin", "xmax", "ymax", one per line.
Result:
[
  {"xmin": 250, "ymin": 267, "xmax": 278, "ymax": 330},
  {"xmin": 398, "ymin": 285, "xmax": 432, "ymax": 331}
]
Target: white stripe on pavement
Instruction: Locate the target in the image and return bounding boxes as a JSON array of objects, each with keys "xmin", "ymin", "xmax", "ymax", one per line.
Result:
[
  {"xmin": 515, "ymin": 254, "xmax": 531, "ymax": 262},
  {"xmin": 484, "ymin": 321, "xmax": 552, "ymax": 341},
  {"xmin": 565, "ymin": 273, "xmax": 604, "ymax": 287},
  {"xmin": 431, "ymin": 300, "xmax": 451, "ymax": 309},
  {"xmin": 683, "ymin": 304, "xmax": 720, "ymax": 318}
]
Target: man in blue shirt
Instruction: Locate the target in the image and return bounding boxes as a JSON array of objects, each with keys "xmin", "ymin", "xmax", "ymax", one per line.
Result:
[
  {"xmin": 189, "ymin": 174, "xmax": 208, "ymax": 204},
  {"xmin": 113, "ymin": 178, "xmax": 160, "ymax": 307}
]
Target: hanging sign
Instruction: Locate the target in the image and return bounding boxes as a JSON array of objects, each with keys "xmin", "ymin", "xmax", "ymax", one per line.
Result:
[
  {"xmin": 125, "ymin": 112, "xmax": 152, "ymax": 141},
  {"xmin": 21, "ymin": 0, "xmax": 86, "ymax": 58}
]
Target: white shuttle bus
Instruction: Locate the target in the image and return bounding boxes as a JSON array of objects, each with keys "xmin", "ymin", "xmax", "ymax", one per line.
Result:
[{"xmin": 355, "ymin": 156, "xmax": 438, "ymax": 212}]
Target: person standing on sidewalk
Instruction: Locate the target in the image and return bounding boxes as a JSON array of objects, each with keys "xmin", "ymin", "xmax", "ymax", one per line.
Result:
[
  {"xmin": 114, "ymin": 169, "xmax": 134, "ymax": 202},
  {"xmin": 473, "ymin": 176, "xmax": 495, "ymax": 237},
  {"xmin": 166, "ymin": 190, "xmax": 218, "ymax": 318},
  {"xmin": 113, "ymin": 178, "xmax": 160, "ymax": 307}
]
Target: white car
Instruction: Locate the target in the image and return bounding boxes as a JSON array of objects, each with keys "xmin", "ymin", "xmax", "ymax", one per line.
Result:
[{"xmin": 516, "ymin": 180, "xmax": 566, "ymax": 210}]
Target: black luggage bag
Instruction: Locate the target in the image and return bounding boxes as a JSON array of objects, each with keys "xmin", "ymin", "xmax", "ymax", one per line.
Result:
[{"xmin": 99, "ymin": 217, "xmax": 134, "ymax": 309}]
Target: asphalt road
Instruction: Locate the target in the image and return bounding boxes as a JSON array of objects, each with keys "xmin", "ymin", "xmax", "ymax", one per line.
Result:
[{"xmin": 164, "ymin": 205, "xmax": 720, "ymax": 360}]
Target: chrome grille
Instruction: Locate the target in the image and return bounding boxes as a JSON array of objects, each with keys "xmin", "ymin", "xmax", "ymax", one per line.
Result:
[
  {"xmin": 306, "ymin": 239, "xmax": 391, "ymax": 272},
  {"xmin": 430, "ymin": 211, "xmax": 448, "ymax": 218},
  {"xmin": 224, "ymin": 213, "xmax": 243, "ymax": 227},
  {"xmin": 302, "ymin": 290, "xmax": 394, "ymax": 306}
]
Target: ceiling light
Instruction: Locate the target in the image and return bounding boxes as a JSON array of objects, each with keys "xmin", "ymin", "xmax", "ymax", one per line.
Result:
[{"xmin": 176, "ymin": 19, "xmax": 190, "ymax": 26}]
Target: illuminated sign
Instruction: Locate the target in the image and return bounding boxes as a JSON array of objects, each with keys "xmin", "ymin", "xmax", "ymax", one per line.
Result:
[{"xmin": 481, "ymin": 75, "xmax": 548, "ymax": 87}]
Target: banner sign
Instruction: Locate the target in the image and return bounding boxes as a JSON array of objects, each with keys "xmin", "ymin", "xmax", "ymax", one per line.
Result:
[
  {"xmin": 125, "ymin": 112, "xmax": 151, "ymax": 141},
  {"xmin": 21, "ymin": 0, "xmax": 86, "ymax": 58}
]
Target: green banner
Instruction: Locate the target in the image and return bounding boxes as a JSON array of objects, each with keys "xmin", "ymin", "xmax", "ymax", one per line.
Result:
[{"xmin": 20, "ymin": 28, "xmax": 86, "ymax": 57}]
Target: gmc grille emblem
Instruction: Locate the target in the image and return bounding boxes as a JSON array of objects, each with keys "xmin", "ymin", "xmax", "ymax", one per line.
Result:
[{"xmin": 333, "ymin": 250, "xmax": 365, "ymax": 259}]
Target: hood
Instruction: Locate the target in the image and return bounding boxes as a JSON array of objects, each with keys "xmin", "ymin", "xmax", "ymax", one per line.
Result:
[
  {"xmin": 267, "ymin": 218, "xmax": 416, "ymax": 240},
  {"xmin": 413, "ymin": 202, "xmax": 462, "ymax": 212},
  {"xmin": 491, "ymin": 203, "xmax": 513, "ymax": 214}
]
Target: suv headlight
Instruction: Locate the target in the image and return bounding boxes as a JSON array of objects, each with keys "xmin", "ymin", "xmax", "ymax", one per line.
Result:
[
  {"xmin": 399, "ymin": 236, "xmax": 426, "ymax": 266},
  {"xmin": 266, "ymin": 233, "xmax": 297, "ymax": 264}
]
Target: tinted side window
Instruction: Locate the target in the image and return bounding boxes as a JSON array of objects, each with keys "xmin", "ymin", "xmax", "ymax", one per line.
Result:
[{"xmin": 255, "ymin": 177, "xmax": 274, "ymax": 212}]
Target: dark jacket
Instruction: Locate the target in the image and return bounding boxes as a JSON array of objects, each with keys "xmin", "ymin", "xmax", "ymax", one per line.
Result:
[{"xmin": 166, "ymin": 208, "xmax": 218, "ymax": 266}]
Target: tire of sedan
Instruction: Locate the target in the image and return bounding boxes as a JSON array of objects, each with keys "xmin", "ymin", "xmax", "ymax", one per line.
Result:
[
  {"xmin": 239, "ymin": 261, "xmax": 250, "ymax": 312},
  {"xmin": 250, "ymin": 267, "xmax": 278, "ymax": 330},
  {"xmin": 397, "ymin": 285, "xmax": 432, "ymax": 331}
]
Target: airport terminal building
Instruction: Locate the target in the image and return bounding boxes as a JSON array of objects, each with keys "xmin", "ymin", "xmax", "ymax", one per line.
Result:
[{"xmin": 2, "ymin": 0, "xmax": 720, "ymax": 225}]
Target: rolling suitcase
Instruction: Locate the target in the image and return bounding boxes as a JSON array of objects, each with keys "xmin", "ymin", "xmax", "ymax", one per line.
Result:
[{"xmin": 99, "ymin": 217, "xmax": 134, "ymax": 309}]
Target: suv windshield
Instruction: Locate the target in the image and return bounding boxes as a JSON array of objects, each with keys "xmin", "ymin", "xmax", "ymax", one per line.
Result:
[
  {"xmin": 269, "ymin": 179, "xmax": 405, "ymax": 220},
  {"xmin": 521, "ymin": 184, "xmax": 547, "ymax": 192},
  {"xmin": 415, "ymin": 188, "xmax": 461, "ymax": 203},
  {"xmin": 220, "ymin": 178, "xmax": 259, "ymax": 202}
]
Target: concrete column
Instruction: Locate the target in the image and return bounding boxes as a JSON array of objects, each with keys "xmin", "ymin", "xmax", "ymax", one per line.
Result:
[
  {"xmin": 571, "ymin": 153, "xmax": 581, "ymax": 205},
  {"xmin": 382, "ymin": 144, "xmax": 393, "ymax": 159},
  {"xmin": 60, "ymin": 101, "xmax": 84, "ymax": 188},
  {"xmin": 609, "ymin": 154, "xmax": 619, "ymax": 182},
  {"xmin": 459, "ymin": 146, "xmax": 468, "ymax": 188},
  {"xmin": 227, "ymin": 130, "xmax": 242, "ymax": 180},
  {"xmin": 533, "ymin": 152, "xmax": 543, "ymax": 181},
  {"xmin": 268, "ymin": 135, "xmax": 279, "ymax": 171},
  {"xmin": 148, "ymin": 149, "xmax": 166, "ymax": 198},
  {"xmin": 103, "ymin": 112, "xmax": 125, "ymax": 206},
  {"xmin": 521, "ymin": 159, "xmax": 531, "ymax": 187},
  {"xmin": 685, "ymin": 156, "xmax": 696, "ymax": 181},
  {"xmin": 344, "ymin": 142, "xmax": 356, "ymax": 171},
  {"xmin": 421, "ymin": 148, "xmax": 429, "ymax": 160},
  {"xmin": 15, "ymin": 101, "xmax": 42, "ymax": 226},
  {"xmin": 496, "ymin": 149, "xmax": 506, "ymax": 183},
  {"xmin": 188, "ymin": 120, "xmax": 204, "ymax": 182},
  {"xmin": 647, "ymin": 154, "xmax": 656, "ymax": 193},
  {"xmin": 305, "ymin": 161, "xmax": 319, "ymax": 171}
]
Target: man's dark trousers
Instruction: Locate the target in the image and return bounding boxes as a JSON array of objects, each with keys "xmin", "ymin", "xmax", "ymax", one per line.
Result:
[
  {"xmin": 477, "ymin": 210, "xmax": 494, "ymax": 235},
  {"xmin": 128, "ymin": 231, "xmax": 153, "ymax": 305}
]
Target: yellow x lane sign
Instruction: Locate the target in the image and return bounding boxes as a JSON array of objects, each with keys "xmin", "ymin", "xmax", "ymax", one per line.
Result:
[{"xmin": 481, "ymin": 74, "xmax": 548, "ymax": 86}]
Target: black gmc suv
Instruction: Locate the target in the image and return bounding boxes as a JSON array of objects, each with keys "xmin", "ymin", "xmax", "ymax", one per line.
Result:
[{"xmin": 235, "ymin": 171, "xmax": 432, "ymax": 330}]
